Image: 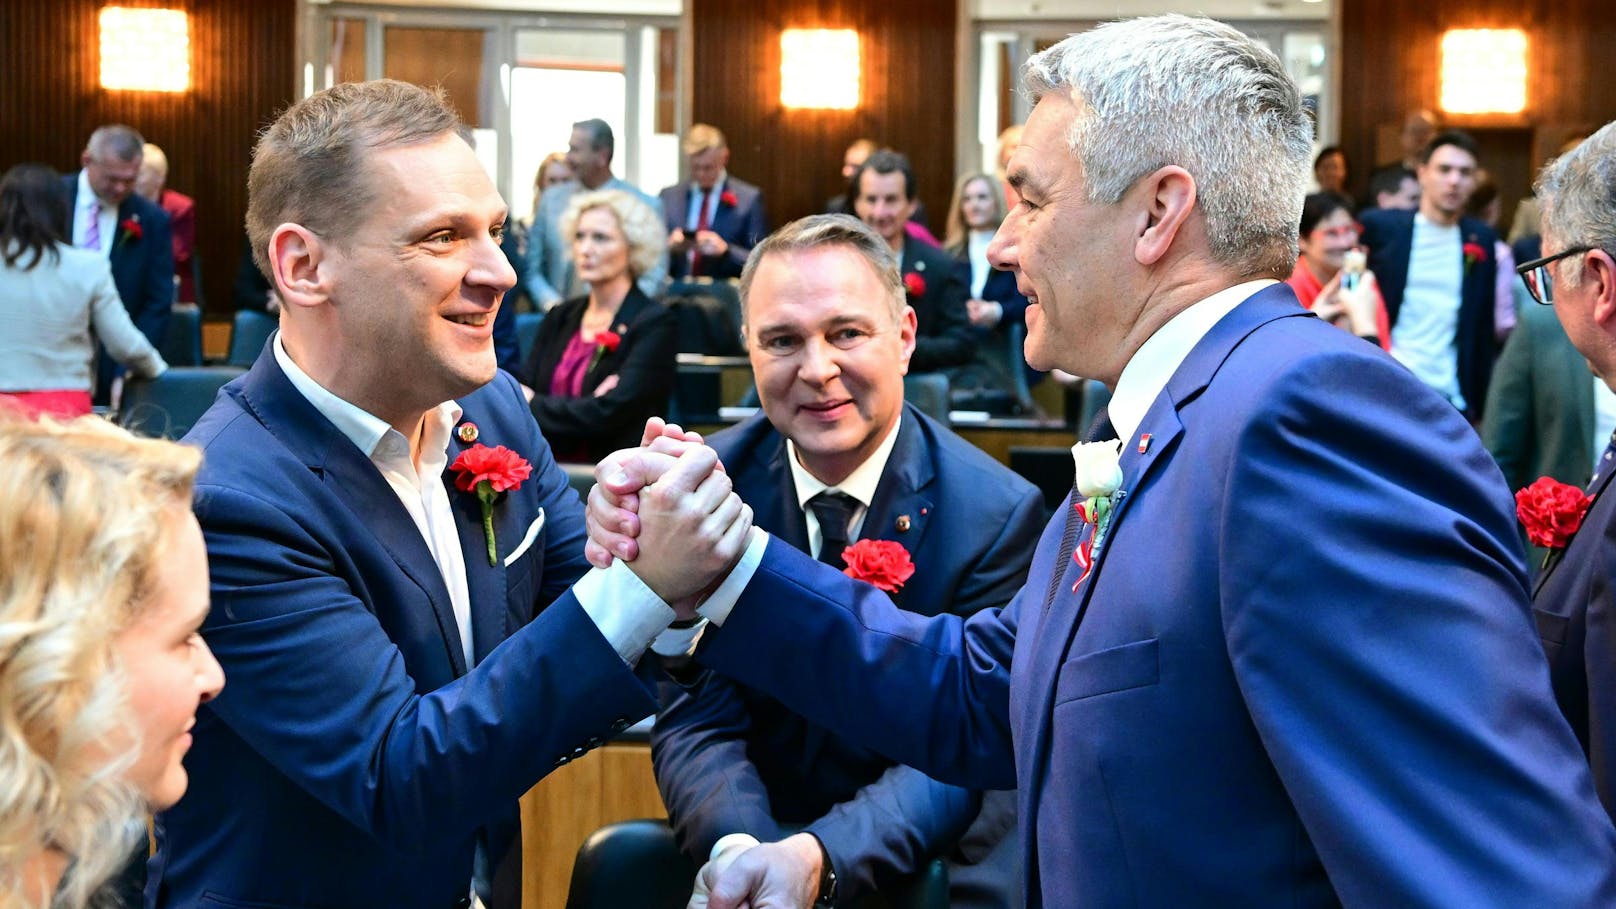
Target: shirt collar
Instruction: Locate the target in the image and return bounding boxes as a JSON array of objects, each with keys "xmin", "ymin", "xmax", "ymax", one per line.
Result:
[
  {"xmin": 691, "ymin": 173, "xmax": 728, "ymax": 196},
  {"xmin": 1108, "ymin": 279, "xmax": 1276, "ymax": 444},
  {"xmin": 786, "ymin": 414, "xmax": 903, "ymax": 511},
  {"xmin": 273, "ymin": 331, "xmax": 463, "ymax": 464},
  {"xmin": 77, "ymin": 170, "xmax": 104, "ymax": 211}
]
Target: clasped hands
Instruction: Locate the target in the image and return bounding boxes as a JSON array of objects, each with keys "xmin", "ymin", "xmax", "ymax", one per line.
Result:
[{"xmin": 587, "ymin": 418, "xmax": 751, "ymax": 618}]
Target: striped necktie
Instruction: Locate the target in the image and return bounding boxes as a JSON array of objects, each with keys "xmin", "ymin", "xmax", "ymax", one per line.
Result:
[{"xmin": 83, "ymin": 200, "xmax": 103, "ymax": 250}]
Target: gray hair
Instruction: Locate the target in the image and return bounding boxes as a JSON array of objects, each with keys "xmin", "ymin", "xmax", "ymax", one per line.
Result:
[
  {"xmin": 1536, "ymin": 124, "xmax": 1616, "ymax": 291},
  {"xmin": 560, "ymin": 189, "xmax": 667, "ymax": 280},
  {"xmin": 1022, "ymin": 15, "xmax": 1311, "ymax": 277},
  {"xmin": 737, "ymin": 214, "xmax": 905, "ymax": 326},
  {"xmin": 86, "ymin": 125, "xmax": 145, "ymax": 163}
]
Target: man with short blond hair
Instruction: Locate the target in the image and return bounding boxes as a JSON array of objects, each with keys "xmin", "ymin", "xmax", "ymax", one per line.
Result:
[
  {"xmin": 660, "ymin": 123, "xmax": 767, "ymax": 280},
  {"xmin": 153, "ymin": 78, "xmax": 749, "ymax": 909}
]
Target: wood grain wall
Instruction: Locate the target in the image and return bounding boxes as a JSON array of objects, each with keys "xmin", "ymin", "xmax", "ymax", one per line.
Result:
[
  {"xmin": 0, "ymin": 0, "xmax": 298, "ymax": 314},
  {"xmin": 689, "ymin": 0, "xmax": 960, "ymax": 231},
  {"xmin": 1340, "ymin": 0, "xmax": 1616, "ymax": 229}
]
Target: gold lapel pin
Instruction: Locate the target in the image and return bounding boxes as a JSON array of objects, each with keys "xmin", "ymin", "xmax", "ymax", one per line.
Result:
[
  {"xmin": 456, "ymin": 422, "xmax": 479, "ymax": 444},
  {"xmin": 896, "ymin": 515, "xmax": 912, "ymax": 532}
]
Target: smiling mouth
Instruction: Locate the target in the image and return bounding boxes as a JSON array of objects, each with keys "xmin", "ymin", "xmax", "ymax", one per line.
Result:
[
  {"xmin": 802, "ymin": 399, "xmax": 851, "ymax": 414},
  {"xmin": 447, "ymin": 314, "xmax": 489, "ymax": 327}
]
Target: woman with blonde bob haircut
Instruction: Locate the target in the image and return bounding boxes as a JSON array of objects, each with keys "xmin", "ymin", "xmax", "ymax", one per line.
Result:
[
  {"xmin": 0, "ymin": 415, "xmax": 224, "ymax": 907},
  {"xmin": 520, "ymin": 189, "xmax": 676, "ymax": 462}
]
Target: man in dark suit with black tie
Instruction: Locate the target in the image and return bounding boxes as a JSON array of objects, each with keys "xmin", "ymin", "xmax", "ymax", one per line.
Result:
[
  {"xmin": 652, "ymin": 214, "xmax": 1040, "ymax": 907},
  {"xmin": 65, "ymin": 124, "xmax": 174, "ymax": 402},
  {"xmin": 661, "ymin": 124, "xmax": 767, "ymax": 281},
  {"xmin": 1524, "ymin": 120, "xmax": 1616, "ymax": 822},
  {"xmin": 851, "ymin": 151, "xmax": 973, "ymax": 373}
]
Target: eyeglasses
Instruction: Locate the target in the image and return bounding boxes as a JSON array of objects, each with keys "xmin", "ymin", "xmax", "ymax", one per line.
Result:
[{"xmin": 1517, "ymin": 245, "xmax": 1596, "ymax": 305}]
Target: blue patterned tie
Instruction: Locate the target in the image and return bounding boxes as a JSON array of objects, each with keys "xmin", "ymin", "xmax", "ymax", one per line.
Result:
[{"xmin": 1590, "ymin": 431, "xmax": 1616, "ymax": 492}]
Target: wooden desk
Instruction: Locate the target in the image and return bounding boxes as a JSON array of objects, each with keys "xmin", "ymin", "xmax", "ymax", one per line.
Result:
[
  {"xmin": 952, "ymin": 416, "xmax": 1075, "ymax": 464},
  {"xmin": 520, "ymin": 741, "xmax": 666, "ymax": 909}
]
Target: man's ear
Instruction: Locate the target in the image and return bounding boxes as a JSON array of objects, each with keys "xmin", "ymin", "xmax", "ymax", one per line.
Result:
[
  {"xmin": 1587, "ymin": 249, "xmax": 1616, "ymax": 327},
  {"xmin": 1133, "ymin": 166, "xmax": 1197, "ymax": 267},
  {"xmin": 269, "ymin": 224, "xmax": 329, "ymax": 310},
  {"xmin": 896, "ymin": 304, "xmax": 918, "ymax": 375}
]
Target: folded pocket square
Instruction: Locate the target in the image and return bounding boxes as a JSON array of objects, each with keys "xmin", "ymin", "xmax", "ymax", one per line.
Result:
[{"xmin": 504, "ymin": 509, "xmax": 545, "ymax": 566}]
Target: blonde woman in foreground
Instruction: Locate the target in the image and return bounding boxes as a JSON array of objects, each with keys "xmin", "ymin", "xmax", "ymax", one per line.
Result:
[{"xmin": 0, "ymin": 415, "xmax": 224, "ymax": 907}]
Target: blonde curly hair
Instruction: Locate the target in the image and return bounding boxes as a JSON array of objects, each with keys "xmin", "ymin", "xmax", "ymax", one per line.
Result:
[
  {"xmin": 0, "ymin": 414, "xmax": 200, "ymax": 907},
  {"xmin": 561, "ymin": 189, "xmax": 667, "ymax": 281}
]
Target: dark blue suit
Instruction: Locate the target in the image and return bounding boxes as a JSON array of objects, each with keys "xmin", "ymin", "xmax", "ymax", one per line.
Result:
[
  {"xmin": 660, "ymin": 176, "xmax": 768, "ymax": 280},
  {"xmin": 1533, "ymin": 444, "xmax": 1616, "ymax": 824},
  {"xmin": 64, "ymin": 174, "xmax": 174, "ymax": 393},
  {"xmin": 653, "ymin": 405, "xmax": 1040, "ymax": 905},
  {"xmin": 1359, "ymin": 208, "xmax": 1499, "ymax": 419},
  {"xmin": 149, "ymin": 354, "xmax": 656, "ymax": 908},
  {"xmin": 692, "ymin": 285, "xmax": 1616, "ymax": 906},
  {"xmin": 903, "ymin": 240, "xmax": 973, "ymax": 373}
]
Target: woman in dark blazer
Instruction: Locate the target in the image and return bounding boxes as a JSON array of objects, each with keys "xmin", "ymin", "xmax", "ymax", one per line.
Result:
[
  {"xmin": 521, "ymin": 189, "xmax": 675, "ymax": 463},
  {"xmin": 942, "ymin": 171, "xmax": 1040, "ymax": 407}
]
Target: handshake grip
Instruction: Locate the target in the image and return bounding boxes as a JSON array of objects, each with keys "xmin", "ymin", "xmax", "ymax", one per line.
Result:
[{"xmin": 587, "ymin": 427, "xmax": 753, "ymax": 610}]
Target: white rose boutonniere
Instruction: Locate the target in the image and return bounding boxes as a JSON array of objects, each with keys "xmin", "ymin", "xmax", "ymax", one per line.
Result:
[{"xmin": 1070, "ymin": 439, "xmax": 1124, "ymax": 588}]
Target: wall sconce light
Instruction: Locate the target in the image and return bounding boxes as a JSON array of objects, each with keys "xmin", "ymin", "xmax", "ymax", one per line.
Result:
[
  {"xmin": 780, "ymin": 29, "xmax": 859, "ymax": 110},
  {"xmin": 1439, "ymin": 29, "xmax": 1527, "ymax": 115},
  {"xmin": 100, "ymin": 7, "xmax": 190, "ymax": 93}
]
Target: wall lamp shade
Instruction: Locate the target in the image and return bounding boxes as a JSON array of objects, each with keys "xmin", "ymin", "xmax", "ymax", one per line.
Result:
[
  {"xmin": 780, "ymin": 29, "xmax": 859, "ymax": 110},
  {"xmin": 100, "ymin": 7, "xmax": 190, "ymax": 92},
  {"xmin": 1440, "ymin": 29, "xmax": 1526, "ymax": 115}
]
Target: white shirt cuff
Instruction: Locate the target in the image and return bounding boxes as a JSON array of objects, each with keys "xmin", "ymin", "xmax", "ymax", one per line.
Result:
[
  {"xmin": 696, "ymin": 528, "xmax": 770, "ymax": 628},
  {"xmin": 651, "ymin": 618, "xmax": 707, "ymax": 658},
  {"xmin": 710, "ymin": 832, "xmax": 761, "ymax": 863},
  {"xmin": 574, "ymin": 560, "xmax": 676, "ymax": 666}
]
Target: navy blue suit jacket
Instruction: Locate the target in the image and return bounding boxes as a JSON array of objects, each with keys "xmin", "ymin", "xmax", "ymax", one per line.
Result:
[
  {"xmin": 660, "ymin": 176, "xmax": 768, "ymax": 280},
  {"xmin": 1534, "ymin": 450, "xmax": 1616, "ymax": 824},
  {"xmin": 694, "ymin": 284, "xmax": 1616, "ymax": 907},
  {"xmin": 63, "ymin": 174, "xmax": 174, "ymax": 345},
  {"xmin": 904, "ymin": 239, "xmax": 973, "ymax": 373},
  {"xmin": 149, "ymin": 355, "xmax": 655, "ymax": 908},
  {"xmin": 1358, "ymin": 208, "xmax": 1499, "ymax": 419},
  {"xmin": 653, "ymin": 405, "xmax": 1040, "ymax": 904}
]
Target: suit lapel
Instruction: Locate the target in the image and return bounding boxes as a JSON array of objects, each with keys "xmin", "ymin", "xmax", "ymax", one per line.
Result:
[
  {"xmin": 1017, "ymin": 285, "xmax": 1307, "ymax": 824},
  {"xmin": 1534, "ymin": 464, "xmax": 1616, "ymax": 598},
  {"xmin": 442, "ymin": 428, "xmax": 514, "ymax": 667},
  {"xmin": 237, "ymin": 355, "xmax": 471, "ymax": 675},
  {"xmin": 859, "ymin": 410, "xmax": 935, "ymax": 610}
]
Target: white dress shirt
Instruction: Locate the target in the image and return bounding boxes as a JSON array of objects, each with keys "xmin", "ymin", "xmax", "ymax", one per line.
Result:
[
  {"xmin": 71, "ymin": 170, "xmax": 118, "ymax": 256},
  {"xmin": 787, "ymin": 417, "xmax": 902, "ymax": 558}
]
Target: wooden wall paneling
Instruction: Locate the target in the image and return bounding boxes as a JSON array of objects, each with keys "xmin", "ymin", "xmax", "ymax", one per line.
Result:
[
  {"xmin": 1340, "ymin": 0, "xmax": 1616, "ymax": 227},
  {"xmin": 519, "ymin": 742, "xmax": 666, "ymax": 909},
  {"xmin": 383, "ymin": 26, "xmax": 486, "ymax": 126},
  {"xmin": 1, "ymin": 0, "xmax": 299, "ymax": 317},
  {"xmin": 689, "ymin": 0, "xmax": 960, "ymax": 230}
]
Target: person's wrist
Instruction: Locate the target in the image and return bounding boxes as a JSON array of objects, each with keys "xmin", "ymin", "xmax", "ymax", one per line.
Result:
[{"xmin": 802, "ymin": 833, "xmax": 836, "ymax": 906}]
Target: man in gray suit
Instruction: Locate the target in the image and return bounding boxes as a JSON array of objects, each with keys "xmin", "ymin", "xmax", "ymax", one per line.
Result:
[{"xmin": 524, "ymin": 118, "xmax": 665, "ymax": 308}]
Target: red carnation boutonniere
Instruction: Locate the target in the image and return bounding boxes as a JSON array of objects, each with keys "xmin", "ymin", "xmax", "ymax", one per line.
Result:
[
  {"xmin": 1515, "ymin": 476, "xmax": 1592, "ymax": 569},
  {"xmin": 719, "ymin": 190, "xmax": 739, "ymax": 208},
  {"xmin": 587, "ymin": 328, "xmax": 622, "ymax": 373},
  {"xmin": 450, "ymin": 444, "xmax": 533, "ymax": 565},
  {"xmin": 1463, "ymin": 240, "xmax": 1488, "ymax": 271},
  {"xmin": 903, "ymin": 271, "xmax": 926, "ymax": 297},
  {"xmin": 116, "ymin": 215, "xmax": 142, "ymax": 249},
  {"xmin": 841, "ymin": 539, "xmax": 915, "ymax": 593}
]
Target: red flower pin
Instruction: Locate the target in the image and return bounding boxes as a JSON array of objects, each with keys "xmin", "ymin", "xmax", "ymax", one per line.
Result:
[
  {"xmin": 1463, "ymin": 241, "xmax": 1488, "ymax": 268},
  {"xmin": 720, "ymin": 190, "xmax": 739, "ymax": 208},
  {"xmin": 841, "ymin": 539, "xmax": 915, "ymax": 593},
  {"xmin": 450, "ymin": 444, "xmax": 533, "ymax": 565},
  {"xmin": 903, "ymin": 272, "xmax": 926, "ymax": 297},
  {"xmin": 115, "ymin": 215, "xmax": 142, "ymax": 249},
  {"xmin": 1515, "ymin": 476, "xmax": 1592, "ymax": 551},
  {"xmin": 588, "ymin": 329, "xmax": 622, "ymax": 373}
]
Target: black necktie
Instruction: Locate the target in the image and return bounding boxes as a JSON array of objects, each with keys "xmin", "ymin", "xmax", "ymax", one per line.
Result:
[
  {"xmin": 1044, "ymin": 407, "xmax": 1117, "ymax": 610},
  {"xmin": 809, "ymin": 491, "xmax": 859, "ymax": 570}
]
